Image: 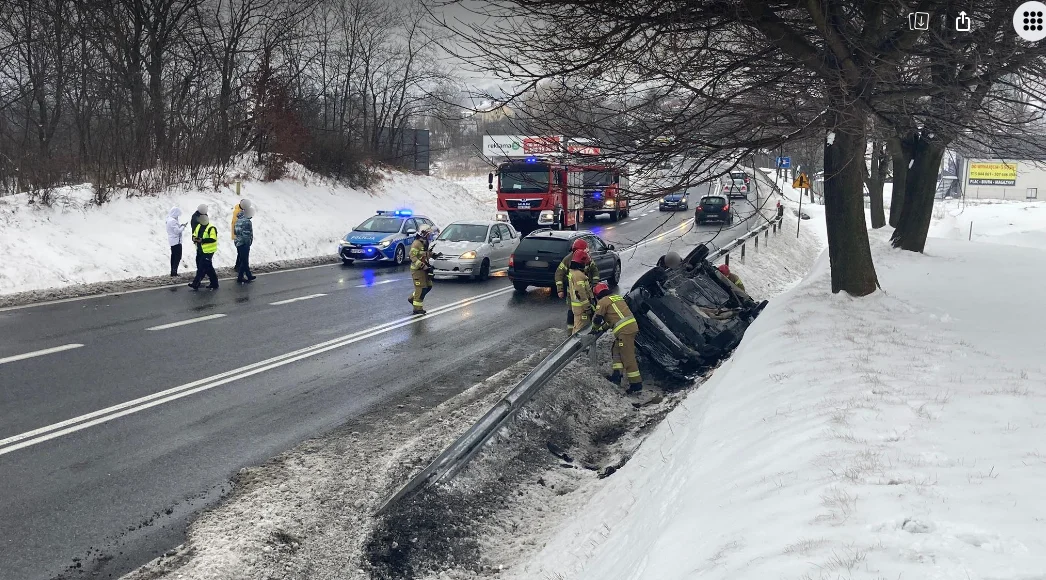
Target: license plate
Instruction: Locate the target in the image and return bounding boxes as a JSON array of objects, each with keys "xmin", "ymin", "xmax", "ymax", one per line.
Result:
[
  {"xmin": 517, "ymin": 203, "xmax": 531, "ymax": 209},
  {"xmin": 527, "ymin": 260, "xmax": 548, "ymax": 268},
  {"xmin": 349, "ymin": 249, "xmax": 364, "ymax": 254}
]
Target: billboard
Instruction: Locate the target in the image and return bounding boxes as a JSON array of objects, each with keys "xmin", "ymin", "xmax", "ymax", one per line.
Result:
[
  {"xmin": 483, "ymin": 135, "xmax": 563, "ymax": 158},
  {"xmin": 968, "ymin": 161, "xmax": 1017, "ymax": 186}
]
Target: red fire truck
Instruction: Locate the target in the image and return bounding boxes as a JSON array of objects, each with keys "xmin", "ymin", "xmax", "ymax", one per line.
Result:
[
  {"xmin": 577, "ymin": 164, "xmax": 630, "ymax": 222},
  {"xmin": 490, "ymin": 157, "xmax": 584, "ymax": 234}
]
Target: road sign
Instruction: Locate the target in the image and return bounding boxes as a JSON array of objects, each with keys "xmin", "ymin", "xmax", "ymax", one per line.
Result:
[
  {"xmin": 776, "ymin": 156, "xmax": 791, "ymax": 169},
  {"xmin": 793, "ymin": 172, "xmax": 811, "ymax": 189}
]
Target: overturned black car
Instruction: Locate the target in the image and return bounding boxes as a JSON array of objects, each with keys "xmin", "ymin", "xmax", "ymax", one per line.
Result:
[{"xmin": 625, "ymin": 245, "xmax": 767, "ymax": 381}]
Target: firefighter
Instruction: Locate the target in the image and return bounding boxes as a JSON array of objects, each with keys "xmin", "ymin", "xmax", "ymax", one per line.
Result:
[
  {"xmin": 591, "ymin": 281, "xmax": 643, "ymax": 393},
  {"xmin": 717, "ymin": 263, "xmax": 745, "ymax": 291},
  {"xmin": 555, "ymin": 238, "xmax": 601, "ymax": 331},
  {"xmin": 408, "ymin": 224, "xmax": 434, "ymax": 314},
  {"xmin": 566, "ymin": 249, "xmax": 595, "ymax": 335}
]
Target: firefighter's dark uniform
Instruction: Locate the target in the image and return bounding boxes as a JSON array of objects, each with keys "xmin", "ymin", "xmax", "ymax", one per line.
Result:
[
  {"xmin": 594, "ymin": 293, "xmax": 641, "ymax": 387},
  {"xmin": 555, "ymin": 256, "xmax": 600, "ymax": 331},
  {"xmin": 567, "ymin": 267, "xmax": 595, "ymax": 335},
  {"xmin": 409, "ymin": 237, "xmax": 432, "ymax": 313}
]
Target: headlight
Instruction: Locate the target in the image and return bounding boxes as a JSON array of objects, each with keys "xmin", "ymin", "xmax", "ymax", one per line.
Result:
[
  {"xmin": 495, "ymin": 211, "xmax": 509, "ymax": 222},
  {"xmin": 660, "ymin": 197, "xmax": 667, "ymax": 202},
  {"xmin": 538, "ymin": 210, "xmax": 555, "ymax": 224},
  {"xmin": 378, "ymin": 239, "xmax": 392, "ymax": 249},
  {"xmin": 459, "ymin": 250, "xmax": 477, "ymax": 260},
  {"xmin": 603, "ymin": 200, "xmax": 615, "ymax": 208},
  {"xmin": 680, "ymin": 197, "xmax": 687, "ymax": 203}
]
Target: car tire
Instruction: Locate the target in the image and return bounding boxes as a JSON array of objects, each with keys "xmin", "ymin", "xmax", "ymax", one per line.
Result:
[
  {"xmin": 476, "ymin": 259, "xmax": 490, "ymax": 281},
  {"xmin": 682, "ymin": 203, "xmax": 688, "ymax": 211},
  {"xmin": 394, "ymin": 244, "xmax": 407, "ymax": 266},
  {"xmin": 608, "ymin": 260, "xmax": 622, "ymax": 287},
  {"xmin": 611, "ymin": 210, "xmax": 620, "ymax": 221},
  {"xmin": 342, "ymin": 258, "xmax": 354, "ymax": 266},
  {"xmin": 513, "ymin": 281, "xmax": 529, "ymax": 293}
]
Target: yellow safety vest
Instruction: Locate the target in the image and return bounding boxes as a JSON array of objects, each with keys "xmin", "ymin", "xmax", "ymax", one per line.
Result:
[
  {"xmin": 567, "ymin": 270, "xmax": 592, "ymax": 308},
  {"xmin": 193, "ymin": 223, "xmax": 218, "ymax": 254}
]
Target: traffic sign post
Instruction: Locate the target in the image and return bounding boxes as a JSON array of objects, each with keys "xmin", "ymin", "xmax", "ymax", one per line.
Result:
[{"xmin": 776, "ymin": 156, "xmax": 791, "ymax": 169}]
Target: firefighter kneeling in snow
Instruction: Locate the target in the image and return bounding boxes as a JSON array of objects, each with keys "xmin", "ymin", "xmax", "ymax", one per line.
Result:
[
  {"xmin": 566, "ymin": 249, "xmax": 595, "ymax": 335},
  {"xmin": 591, "ymin": 281, "xmax": 643, "ymax": 393},
  {"xmin": 409, "ymin": 224, "xmax": 434, "ymax": 315},
  {"xmin": 717, "ymin": 263, "xmax": 745, "ymax": 291},
  {"xmin": 556, "ymin": 238, "xmax": 601, "ymax": 332}
]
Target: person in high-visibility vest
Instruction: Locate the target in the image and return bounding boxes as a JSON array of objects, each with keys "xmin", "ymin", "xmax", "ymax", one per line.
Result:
[
  {"xmin": 189, "ymin": 215, "xmax": 219, "ymax": 290},
  {"xmin": 555, "ymin": 238, "xmax": 600, "ymax": 331},
  {"xmin": 591, "ymin": 281, "xmax": 643, "ymax": 393},
  {"xmin": 717, "ymin": 263, "xmax": 745, "ymax": 291},
  {"xmin": 566, "ymin": 249, "xmax": 595, "ymax": 335},
  {"xmin": 408, "ymin": 224, "xmax": 434, "ymax": 315}
]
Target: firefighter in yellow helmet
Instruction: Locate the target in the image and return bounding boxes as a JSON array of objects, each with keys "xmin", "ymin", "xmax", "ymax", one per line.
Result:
[
  {"xmin": 408, "ymin": 224, "xmax": 434, "ymax": 314},
  {"xmin": 555, "ymin": 238, "xmax": 600, "ymax": 331},
  {"xmin": 566, "ymin": 249, "xmax": 595, "ymax": 335},
  {"xmin": 591, "ymin": 281, "xmax": 642, "ymax": 392}
]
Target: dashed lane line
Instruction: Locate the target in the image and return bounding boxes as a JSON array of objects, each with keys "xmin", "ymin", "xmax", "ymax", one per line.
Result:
[
  {"xmin": 0, "ymin": 285, "xmax": 516, "ymax": 457},
  {"xmin": 269, "ymin": 293, "xmax": 327, "ymax": 306},
  {"xmin": 354, "ymin": 278, "xmax": 401, "ymax": 288},
  {"xmin": 0, "ymin": 344, "xmax": 84, "ymax": 366},
  {"xmin": 146, "ymin": 313, "xmax": 226, "ymax": 331}
]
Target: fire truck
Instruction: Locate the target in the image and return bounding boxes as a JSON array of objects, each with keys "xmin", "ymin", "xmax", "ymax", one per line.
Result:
[
  {"xmin": 577, "ymin": 164, "xmax": 630, "ymax": 222},
  {"xmin": 490, "ymin": 156, "xmax": 584, "ymax": 234}
]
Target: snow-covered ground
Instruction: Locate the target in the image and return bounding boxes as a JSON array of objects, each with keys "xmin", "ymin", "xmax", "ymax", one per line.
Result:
[
  {"xmin": 0, "ymin": 165, "xmax": 495, "ymax": 296},
  {"xmin": 930, "ymin": 199, "xmax": 1046, "ymax": 250},
  {"xmin": 517, "ymin": 185, "xmax": 1046, "ymax": 579}
]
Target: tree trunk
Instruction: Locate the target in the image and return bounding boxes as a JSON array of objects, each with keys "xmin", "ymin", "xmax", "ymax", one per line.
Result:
[
  {"xmin": 886, "ymin": 134, "xmax": 914, "ymax": 227},
  {"xmin": 891, "ymin": 135, "xmax": 946, "ymax": 252},
  {"xmin": 823, "ymin": 117, "xmax": 879, "ymax": 296},
  {"xmin": 867, "ymin": 139, "xmax": 887, "ymax": 229}
]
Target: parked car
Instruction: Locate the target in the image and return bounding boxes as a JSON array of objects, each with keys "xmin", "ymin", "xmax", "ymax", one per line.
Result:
[
  {"xmin": 659, "ymin": 190, "xmax": 690, "ymax": 211},
  {"xmin": 723, "ymin": 178, "xmax": 749, "ymax": 199},
  {"xmin": 508, "ymin": 229, "xmax": 622, "ymax": 293},
  {"xmin": 625, "ymin": 244, "xmax": 767, "ymax": 381},
  {"xmin": 430, "ymin": 220, "xmax": 520, "ymax": 280},
  {"xmin": 695, "ymin": 195, "xmax": 733, "ymax": 225},
  {"xmin": 338, "ymin": 210, "xmax": 437, "ymax": 266},
  {"xmin": 728, "ymin": 170, "xmax": 750, "ymax": 185}
]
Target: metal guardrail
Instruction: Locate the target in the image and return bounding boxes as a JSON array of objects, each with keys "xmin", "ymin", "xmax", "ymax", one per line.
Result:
[
  {"xmin": 375, "ymin": 175, "xmax": 786, "ymax": 516},
  {"xmin": 375, "ymin": 331, "xmax": 600, "ymax": 515}
]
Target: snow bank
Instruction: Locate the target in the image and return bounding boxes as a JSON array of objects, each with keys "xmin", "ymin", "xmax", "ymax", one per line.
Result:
[
  {"xmin": 930, "ymin": 199, "xmax": 1046, "ymax": 250},
  {"xmin": 520, "ymin": 229, "xmax": 1046, "ymax": 579},
  {"xmin": 0, "ymin": 167, "xmax": 495, "ymax": 295}
]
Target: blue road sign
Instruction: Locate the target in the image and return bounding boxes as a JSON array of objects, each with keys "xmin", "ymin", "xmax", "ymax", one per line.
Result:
[{"xmin": 776, "ymin": 156, "xmax": 791, "ymax": 169}]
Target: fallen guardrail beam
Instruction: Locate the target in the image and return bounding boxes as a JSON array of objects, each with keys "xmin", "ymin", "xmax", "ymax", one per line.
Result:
[{"xmin": 375, "ymin": 330, "xmax": 600, "ymax": 516}]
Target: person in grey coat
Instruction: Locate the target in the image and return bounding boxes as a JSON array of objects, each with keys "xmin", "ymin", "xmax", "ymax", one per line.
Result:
[{"xmin": 234, "ymin": 206, "xmax": 256, "ymax": 283}]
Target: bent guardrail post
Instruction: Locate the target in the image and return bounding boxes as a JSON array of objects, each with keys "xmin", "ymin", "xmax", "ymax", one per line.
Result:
[{"xmin": 375, "ymin": 330, "xmax": 601, "ymax": 516}]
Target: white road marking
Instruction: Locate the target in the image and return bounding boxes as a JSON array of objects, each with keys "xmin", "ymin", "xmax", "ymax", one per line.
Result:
[
  {"xmin": 146, "ymin": 313, "xmax": 226, "ymax": 331},
  {"xmin": 354, "ymin": 279, "xmax": 400, "ymax": 288},
  {"xmin": 630, "ymin": 218, "xmax": 640, "ymax": 221},
  {"xmin": 0, "ymin": 344, "xmax": 84, "ymax": 366},
  {"xmin": 269, "ymin": 293, "xmax": 327, "ymax": 305},
  {"xmin": 0, "ymin": 285, "xmax": 516, "ymax": 457}
]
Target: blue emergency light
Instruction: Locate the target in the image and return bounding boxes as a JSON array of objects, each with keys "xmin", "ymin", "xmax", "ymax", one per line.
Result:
[
  {"xmin": 593, "ymin": 191, "xmax": 603, "ymax": 200},
  {"xmin": 394, "ymin": 209, "xmax": 413, "ymax": 217},
  {"xmin": 525, "ymin": 156, "xmax": 537, "ymax": 163}
]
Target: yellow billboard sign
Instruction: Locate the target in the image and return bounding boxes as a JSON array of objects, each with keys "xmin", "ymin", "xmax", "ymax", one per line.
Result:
[{"xmin": 968, "ymin": 161, "xmax": 1017, "ymax": 186}]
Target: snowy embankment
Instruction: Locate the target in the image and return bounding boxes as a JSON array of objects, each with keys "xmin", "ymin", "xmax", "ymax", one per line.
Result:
[
  {"xmin": 930, "ymin": 199, "xmax": 1046, "ymax": 250},
  {"xmin": 518, "ymin": 202, "xmax": 1046, "ymax": 579},
  {"xmin": 0, "ymin": 166, "xmax": 494, "ymax": 296}
]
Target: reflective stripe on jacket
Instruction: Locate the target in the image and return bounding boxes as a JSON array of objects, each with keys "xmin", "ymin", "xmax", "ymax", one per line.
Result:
[
  {"xmin": 555, "ymin": 255, "xmax": 600, "ymax": 290},
  {"xmin": 567, "ymin": 269, "xmax": 593, "ymax": 307},
  {"xmin": 409, "ymin": 238, "xmax": 429, "ymax": 270},
  {"xmin": 595, "ymin": 294, "xmax": 637, "ymax": 335},
  {"xmin": 193, "ymin": 223, "xmax": 218, "ymax": 254}
]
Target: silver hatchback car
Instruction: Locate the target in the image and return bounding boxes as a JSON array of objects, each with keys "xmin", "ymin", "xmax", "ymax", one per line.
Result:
[{"xmin": 430, "ymin": 220, "xmax": 521, "ymax": 280}]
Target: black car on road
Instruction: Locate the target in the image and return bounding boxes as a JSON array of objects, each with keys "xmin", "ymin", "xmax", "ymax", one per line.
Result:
[
  {"xmin": 508, "ymin": 229, "xmax": 622, "ymax": 292},
  {"xmin": 695, "ymin": 195, "xmax": 733, "ymax": 224}
]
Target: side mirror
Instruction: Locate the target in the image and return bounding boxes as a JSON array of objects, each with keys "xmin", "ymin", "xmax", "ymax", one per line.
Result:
[
  {"xmin": 490, "ymin": 236, "xmax": 501, "ymax": 244},
  {"xmin": 488, "ymin": 172, "xmax": 494, "ymax": 190},
  {"xmin": 406, "ymin": 228, "xmax": 417, "ymax": 235},
  {"xmin": 608, "ymin": 244, "xmax": 615, "ymax": 250}
]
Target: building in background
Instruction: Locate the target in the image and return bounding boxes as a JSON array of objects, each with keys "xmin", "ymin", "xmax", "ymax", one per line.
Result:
[{"xmin": 957, "ymin": 136, "xmax": 1046, "ymax": 200}]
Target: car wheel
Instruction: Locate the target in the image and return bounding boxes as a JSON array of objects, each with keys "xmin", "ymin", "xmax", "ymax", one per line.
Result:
[
  {"xmin": 610, "ymin": 210, "xmax": 620, "ymax": 221},
  {"xmin": 342, "ymin": 258, "xmax": 354, "ymax": 266},
  {"xmin": 476, "ymin": 258, "xmax": 490, "ymax": 281},
  {"xmin": 682, "ymin": 203, "xmax": 689, "ymax": 210},
  {"xmin": 394, "ymin": 244, "xmax": 406, "ymax": 265},
  {"xmin": 513, "ymin": 281, "xmax": 529, "ymax": 293},
  {"xmin": 608, "ymin": 260, "xmax": 622, "ymax": 287}
]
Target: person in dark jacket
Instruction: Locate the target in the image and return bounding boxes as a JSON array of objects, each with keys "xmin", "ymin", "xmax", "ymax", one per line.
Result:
[{"xmin": 234, "ymin": 206, "xmax": 256, "ymax": 283}]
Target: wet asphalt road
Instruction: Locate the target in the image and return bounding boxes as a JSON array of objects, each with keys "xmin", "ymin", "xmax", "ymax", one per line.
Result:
[{"xmin": 0, "ymin": 194, "xmax": 765, "ymax": 580}]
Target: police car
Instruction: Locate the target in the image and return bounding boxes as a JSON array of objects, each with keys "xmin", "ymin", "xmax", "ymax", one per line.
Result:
[{"xmin": 338, "ymin": 210, "xmax": 438, "ymax": 265}]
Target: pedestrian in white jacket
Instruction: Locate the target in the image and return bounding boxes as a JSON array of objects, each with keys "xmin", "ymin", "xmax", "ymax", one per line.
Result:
[{"xmin": 166, "ymin": 207, "xmax": 186, "ymax": 276}]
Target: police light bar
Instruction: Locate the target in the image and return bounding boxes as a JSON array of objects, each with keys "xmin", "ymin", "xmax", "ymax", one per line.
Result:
[
  {"xmin": 394, "ymin": 209, "xmax": 413, "ymax": 217},
  {"xmin": 525, "ymin": 156, "xmax": 537, "ymax": 163}
]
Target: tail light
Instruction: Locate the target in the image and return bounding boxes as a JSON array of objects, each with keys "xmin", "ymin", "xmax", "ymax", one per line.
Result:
[
  {"xmin": 744, "ymin": 177, "xmax": 750, "ymax": 183},
  {"xmin": 722, "ymin": 204, "xmax": 730, "ymax": 211},
  {"xmin": 722, "ymin": 185, "xmax": 729, "ymax": 191},
  {"xmin": 741, "ymin": 186, "xmax": 747, "ymax": 192},
  {"xmin": 696, "ymin": 205, "xmax": 703, "ymax": 212},
  {"xmin": 509, "ymin": 254, "xmax": 515, "ymax": 267}
]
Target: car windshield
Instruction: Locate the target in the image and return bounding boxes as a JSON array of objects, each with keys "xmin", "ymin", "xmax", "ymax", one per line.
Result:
[
  {"xmin": 729, "ymin": 172, "xmax": 746, "ymax": 179},
  {"xmin": 702, "ymin": 197, "xmax": 726, "ymax": 205},
  {"xmin": 500, "ymin": 169, "xmax": 550, "ymax": 193},
  {"xmin": 584, "ymin": 170, "xmax": 614, "ymax": 186},
  {"xmin": 437, "ymin": 224, "xmax": 489, "ymax": 243},
  {"xmin": 354, "ymin": 216, "xmax": 402, "ymax": 233},
  {"xmin": 517, "ymin": 237, "xmax": 571, "ymax": 256}
]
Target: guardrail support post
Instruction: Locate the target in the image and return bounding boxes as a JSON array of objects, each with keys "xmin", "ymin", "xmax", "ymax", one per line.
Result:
[
  {"xmin": 765, "ymin": 229, "xmax": 769, "ymax": 243},
  {"xmin": 740, "ymin": 242, "xmax": 746, "ymax": 263},
  {"xmin": 754, "ymin": 233, "xmax": 759, "ymax": 250},
  {"xmin": 725, "ymin": 253, "xmax": 730, "ymax": 266}
]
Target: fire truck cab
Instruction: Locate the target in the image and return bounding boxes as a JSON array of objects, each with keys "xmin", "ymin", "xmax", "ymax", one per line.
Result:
[
  {"xmin": 577, "ymin": 164, "xmax": 630, "ymax": 222},
  {"xmin": 490, "ymin": 157, "xmax": 583, "ymax": 235}
]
